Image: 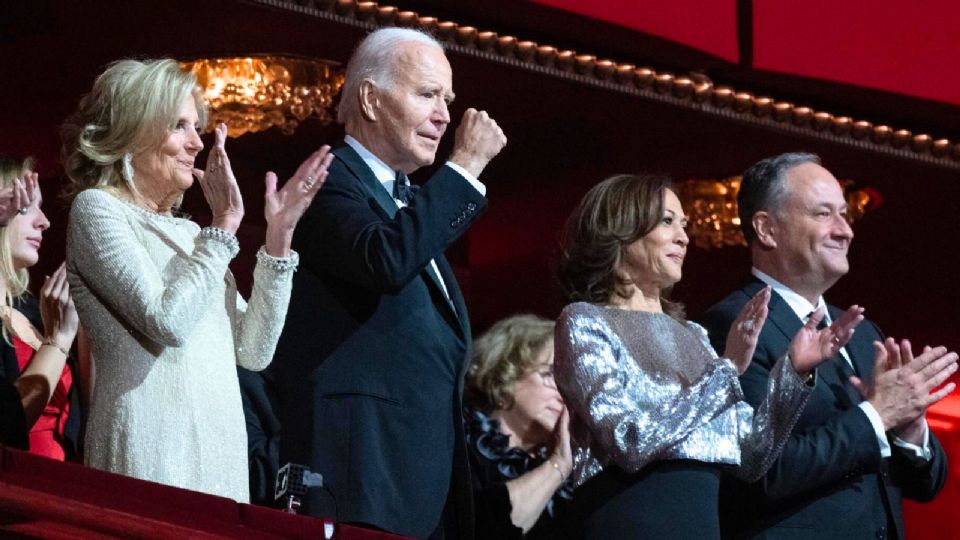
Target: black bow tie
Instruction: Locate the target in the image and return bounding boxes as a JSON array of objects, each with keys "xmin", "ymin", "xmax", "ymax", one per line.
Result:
[{"xmin": 393, "ymin": 170, "xmax": 412, "ymax": 204}]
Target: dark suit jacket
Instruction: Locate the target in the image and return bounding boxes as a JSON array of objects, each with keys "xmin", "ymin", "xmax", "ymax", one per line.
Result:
[
  {"xmin": 239, "ymin": 365, "xmax": 281, "ymax": 508},
  {"xmin": 700, "ymin": 278, "xmax": 948, "ymax": 540},
  {"xmin": 274, "ymin": 144, "xmax": 485, "ymax": 538}
]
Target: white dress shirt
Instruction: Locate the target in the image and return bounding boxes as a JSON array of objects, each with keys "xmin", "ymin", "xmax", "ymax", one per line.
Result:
[
  {"xmin": 344, "ymin": 135, "xmax": 486, "ymax": 302},
  {"xmin": 752, "ymin": 267, "xmax": 931, "ymax": 460}
]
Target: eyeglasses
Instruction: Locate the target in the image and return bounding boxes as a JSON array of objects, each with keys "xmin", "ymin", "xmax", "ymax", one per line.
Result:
[{"xmin": 534, "ymin": 367, "xmax": 557, "ymax": 388}]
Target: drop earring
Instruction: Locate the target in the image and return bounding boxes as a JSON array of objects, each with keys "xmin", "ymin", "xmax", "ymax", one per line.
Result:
[{"xmin": 122, "ymin": 153, "xmax": 135, "ymax": 184}]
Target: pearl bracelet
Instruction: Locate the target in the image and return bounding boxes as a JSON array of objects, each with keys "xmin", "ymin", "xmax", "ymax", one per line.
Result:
[
  {"xmin": 256, "ymin": 246, "xmax": 300, "ymax": 272},
  {"xmin": 199, "ymin": 226, "xmax": 240, "ymax": 257}
]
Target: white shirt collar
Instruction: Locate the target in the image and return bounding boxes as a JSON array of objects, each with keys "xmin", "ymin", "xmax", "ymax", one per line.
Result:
[
  {"xmin": 752, "ymin": 267, "xmax": 829, "ymax": 323},
  {"xmin": 344, "ymin": 135, "xmax": 396, "ymax": 190}
]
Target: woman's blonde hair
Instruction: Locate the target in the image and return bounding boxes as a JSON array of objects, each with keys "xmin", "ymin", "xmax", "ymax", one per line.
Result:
[
  {"xmin": 0, "ymin": 156, "xmax": 36, "ymax": 302},
  {"xmin": 60, "ymin": 58, "xmax": 207, "ymax": 202},
  {"xmin": 465, "ymin": 314, "xmax": 556, "ymax": 413}
]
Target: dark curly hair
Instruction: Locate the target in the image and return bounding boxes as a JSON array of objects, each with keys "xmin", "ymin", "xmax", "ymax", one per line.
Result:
[{"xmin": 557, "ymin": 174, "xmax": 685, "ymax": 320}]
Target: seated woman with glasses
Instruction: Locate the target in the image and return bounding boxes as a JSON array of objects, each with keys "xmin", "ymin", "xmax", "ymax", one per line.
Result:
[{"xmin": 463, "ymin": 314, "xmax": 572, "ymax": 540}]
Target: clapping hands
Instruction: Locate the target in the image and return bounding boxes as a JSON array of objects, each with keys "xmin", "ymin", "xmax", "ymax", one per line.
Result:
[
  {"xmin": 788, "ymin": 305, "xmax": 864, "ymax": 375},
  {"xmin": 0, "ymin": 172, "xmax": 38, "ymax": 226},
  {"xmin": 190, "ymin": 123, "xmax": 333, "ymax": 257},
  {"xmin": 39, "ymin": 263, "xmax": 79, "ymax": 353},
  {"xmin": 263, "ymin": 145, "xmax": 333, "ymax": 257},
  {"xmin": 725, "ymin": 290, "xmax": 865, "ymax": 377},
  {"xmin": 550, "ymin": 406, "xmax": 573, "ymax": 481},
  {"xmin": 724, "ymin": 286, "xmax": 771, "ymax": 375},
  {"xmin": 193, "ymin": 123, "xmax": 245, "ymax": 233},
  {"xmin": 851, "ymin": 338, "xmax": 958, "ymax": 436}
]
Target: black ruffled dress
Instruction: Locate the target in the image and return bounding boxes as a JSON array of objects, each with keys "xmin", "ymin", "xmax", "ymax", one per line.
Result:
[{"xmin": 464, "ymin": 408, "xmax": 572, "ymax": 539}]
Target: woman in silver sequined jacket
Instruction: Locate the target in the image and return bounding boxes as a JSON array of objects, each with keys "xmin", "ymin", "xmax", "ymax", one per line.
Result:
[{"xmin": 553, "ymin": 174, "xmax": 864, "ymax": 539}]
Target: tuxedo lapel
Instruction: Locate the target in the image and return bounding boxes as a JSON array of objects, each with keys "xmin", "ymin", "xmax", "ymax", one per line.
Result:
[
  {"xmin": 435, "ymin": 256, "xmax": 468, "ymax": 341},
  {"xmin": 405, "ymin": 185, "xmax": 462, "ymax": 333},
  {"xmin": 423, "ymin": 267, "xmax": 455, "ymax": 316},
  {"xmin": 333, "ymin": 145, "xmax": 399, "ymax": 219},
  {"xmin": 334, "ymin": 145, "xmax": 464, "ymax": 337}
]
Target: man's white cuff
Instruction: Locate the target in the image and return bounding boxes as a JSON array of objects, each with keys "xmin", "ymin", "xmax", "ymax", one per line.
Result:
[
  {"xmin": 892, "ymin": 420, "xmax": 933, "ymax": 461},
  {"xmin": 445, "ymin": 162, "xmax": 486, "ymax": 196},
  {"xmin": 858, "ymin": 401, "xmax": 891, "ymax": 458}
]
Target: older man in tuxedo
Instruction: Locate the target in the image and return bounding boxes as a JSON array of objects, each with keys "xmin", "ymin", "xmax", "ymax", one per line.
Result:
[
  {"xmin": 274, "ymin": 28, "xmax": 506, "ymax": 539},
  {"xmin": 701, "ymin": 152, "xmax": 955, "ymax": 540}
]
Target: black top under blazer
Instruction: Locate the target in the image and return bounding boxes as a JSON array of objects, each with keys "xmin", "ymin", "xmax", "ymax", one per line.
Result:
[
  {"xmin": 274, "ymin": 144, "xmax": 486, "ymax": 538},
  {"xmin": 700, "ymin": 278, "xmax": 947, "ymax": 540}
]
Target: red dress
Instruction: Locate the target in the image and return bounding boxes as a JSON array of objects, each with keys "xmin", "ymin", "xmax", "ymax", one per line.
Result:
[{"xmin": 14, "ymin": 335, "xmax": 72, "ymax": 460}]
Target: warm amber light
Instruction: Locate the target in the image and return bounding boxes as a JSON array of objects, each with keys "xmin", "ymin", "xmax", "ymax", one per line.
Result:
[{"xmin": 179, "ymin": 56, "xmax": 345, "ymax": 137}]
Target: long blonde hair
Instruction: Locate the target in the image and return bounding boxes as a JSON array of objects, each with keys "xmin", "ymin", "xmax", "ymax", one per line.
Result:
[{"xmin": 0, "ymin": 156, "xmax": 35, "ymax": 303}]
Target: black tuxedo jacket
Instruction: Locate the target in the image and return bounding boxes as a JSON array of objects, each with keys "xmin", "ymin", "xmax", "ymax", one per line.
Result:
[
  {"xmin": 700, "ymin": 278, "xmax": 947, "ymax": 540},
  {"xmin": 274, "ymin": 144, "xmax": 485, "ymax": 538}
]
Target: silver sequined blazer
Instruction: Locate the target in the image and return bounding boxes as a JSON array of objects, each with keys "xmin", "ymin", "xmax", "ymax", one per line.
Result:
[{"xmin": 554, "ymin": 302, "xmax": 813, "ymax": 488}]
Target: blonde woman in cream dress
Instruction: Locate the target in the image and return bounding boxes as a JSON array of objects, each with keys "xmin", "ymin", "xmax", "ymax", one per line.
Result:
[{"xmin": 61, "ymin": 58, "xmax": 332, "ymax": 502}]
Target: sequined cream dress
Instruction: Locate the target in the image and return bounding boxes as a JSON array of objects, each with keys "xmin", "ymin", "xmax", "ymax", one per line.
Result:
[
  {"xmin": 66, "ymin": 189, "xmax": 298, "ymax": 502},
  {"xmin": 554, "ymin": 302, "xmax": 813, "ymax": 538}
]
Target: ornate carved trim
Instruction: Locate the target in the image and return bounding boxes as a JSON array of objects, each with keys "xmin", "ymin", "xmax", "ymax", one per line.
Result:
[{"xmin": 245, "ymin": 0, "xmax": 960, "ymax": 170}]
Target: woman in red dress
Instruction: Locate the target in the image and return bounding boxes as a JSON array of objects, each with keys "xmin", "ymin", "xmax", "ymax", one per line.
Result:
[{"xmin": 0, "ymin": 156, "xmax": 79, "ymax": 460}]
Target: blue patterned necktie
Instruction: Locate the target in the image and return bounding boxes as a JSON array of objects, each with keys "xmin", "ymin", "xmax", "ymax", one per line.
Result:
[{"xmin": 393, "ymin": 170, "xmax": 412, "ymax": 204}]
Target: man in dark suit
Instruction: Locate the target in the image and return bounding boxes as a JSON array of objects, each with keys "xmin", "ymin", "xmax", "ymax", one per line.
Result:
[
  {"xmin": 701, "ymin": 152, "xmax": 956, "ymax": 540},
  {"xmin": 274, "ymin": 28, "xmax": 506, "ymax": 539}
]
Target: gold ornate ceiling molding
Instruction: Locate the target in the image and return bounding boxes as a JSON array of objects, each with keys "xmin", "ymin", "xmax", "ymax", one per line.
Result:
[
  {"xmin": 245, "ymin": 0, "xmax": 960, "ymax": 170},
  {"xmin": 179, "ymin": 56, "xmax": 344, "ymax": 137}
]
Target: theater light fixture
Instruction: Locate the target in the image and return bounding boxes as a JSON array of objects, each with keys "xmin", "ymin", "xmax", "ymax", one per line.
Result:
[
  {"xmin": 676, "ymin": 177, "xmax": 878, "ymax": 249},
  {"xmin": 180, "ymin": 56, "xmax": 344, "ymax": 137}
]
